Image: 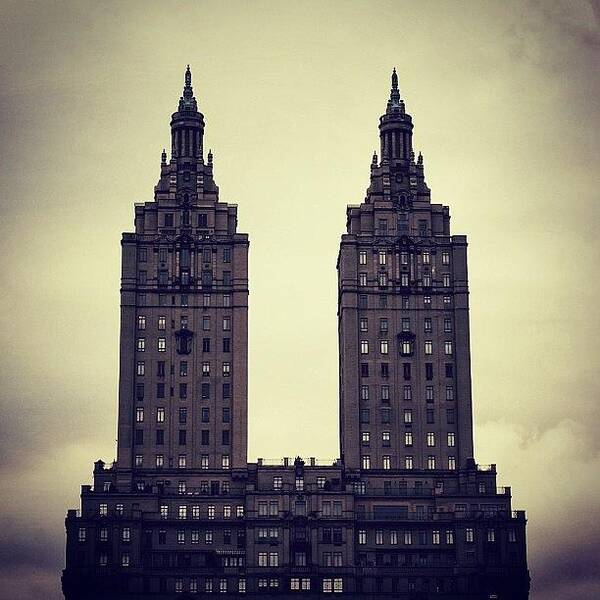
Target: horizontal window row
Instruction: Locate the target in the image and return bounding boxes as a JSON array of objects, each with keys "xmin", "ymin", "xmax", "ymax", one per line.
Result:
[
  {"xmin": 360, "ymin": 340, "xmax": 453, "ymax": 356},
  {"xmin": 358, "ymin": 384, "xmax": 455, "ymax": 401},
  {"xmin": 137, "ymin": 293, "xmax": 232, "ymax": 308},
  {"xmin": 360, "ymin": 317, "xmax": 452, "ymax": 334},
  {"xmin": 129, "ymin": 454, "xmax": 231, "ymax": 469},
  {"xmin": 360, "ymin": 455, "xmax": 457, "ymax": 470},
  {"xmin": 359, "ymin": 273, "xmax": 452, "ymax": 288},
  {"xmin": 135, "ymin": 406, "xmax": 230, "ymax": 423},
  {"xmin": 357, "ymin": 294, "xmax": 453, "ymax": 310},
  {"xmin": 133, "ymin": 428, "xmax": 230, "ymax": 447},
  {"xmin": 359, "ymin": 250, "xmax": 450, "ymax": 267},
  {"xmin": 138, "ymin": 270, "xmax": 233, "ymax": 287},
  {"xmin": 360, "ymin": 363, "xmax": 454, "ymax": 380},
  {"xmin": 359, "ymin": 407, "xmax": 456, "ymax": 425},
  {"xmin": 138, "ymin": 315, "xmax": 232, "ymax": 332},
  {"xmin": 360, "ymin": 431, "xmax": 456, "ymax": 447},
  {"xmin": 139, "ymin": 245, "xmax": 232, "ymax": 264}
]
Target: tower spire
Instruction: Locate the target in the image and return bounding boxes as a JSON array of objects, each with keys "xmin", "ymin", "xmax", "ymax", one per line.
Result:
[
  {"xmin": 178, "ymin": 65, "xmax": 198, "ymax": 112},
  {"xmin": 390, "ymin": 67, "xmax": 400, "ymax": 104}
]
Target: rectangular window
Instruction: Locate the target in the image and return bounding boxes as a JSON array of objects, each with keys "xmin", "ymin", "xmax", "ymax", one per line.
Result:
[
  {"xmin": 447, "ymin": 432, "xmax": 456, "ymax": 447},
  {"xmin": 403, "ymin": 409, "xmax": 412, "ymax": 424},
  {"xmin": 380, "ymin": 340, "xmax": 388, "ymax": 354},
  {"xmin": 404, "ymin": 432, "xmax": 413, "ymax": 447},
  {"xmin": 158, "ymin": 338, "xmax": 166, "ymax": 352},
  {"xmin": 442, "ymin": 251, "xmax": 450, "ymax": 265},
  {"xmin": 360, "ymin": 340, "xmax": 369, "ymax": 354},
  {"xmin": 358, "ymin": 250, "xmax": 367, "ymax": 265},
  {"xmin": 424, "ymin": 340, "xmax": 433, "ymax": 355},
  {"xmin": 445, "ymin": 341, "xmax": 453, "ymax": 355},
  {"xmin": 359, "ymin": 272, "xmax": 367, "ymax": 286},
  {"xmin": 222, "ymin": 317, "xmax": 231, "ymax": 331},
  {"xmin": 137, "ymin": 338, "xmax": 145, "ymax": 352},
  {"xmin": 378, "ymin": 250, "xmax": 387, "ymax": 265},
  {"xmin": 403, "ymin": 385, "xmax": 412, "ymax": 400},
  {"xmin": 359, "ymin": 318, "xmax": 368, "ymax": 332}
]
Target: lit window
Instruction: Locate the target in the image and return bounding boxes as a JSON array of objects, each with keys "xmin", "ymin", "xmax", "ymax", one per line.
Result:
[
  {"xmin": 427, "ymin": 455, "xmax": 436, "ymax": 470},
  {"xmin": 403, "ymin": 409, "xmax": 412, "ymax": 424},
  {"xmin": 447, "ymin": 432, "xmax": 456, "ymax": 447},
  {"xmin": 222, "ymin": 455, "xmax": 230, "ymax": 469},
  {"xmin": 424, "ymin": 340, "xmax": 433, "ymax": 355},
  {"xmin": 222, "ymin": 362, "xmax": 230, "ymax": 376},
  {"xmin": 466, "ymin": 528, "xmax": 474, "ymax": 543},
  {"xmin": 158, "ymin": 315, "xmax": 166, "ymax": 330},
  {"xmin": 361, "ymin": 455, "xmax": 371, "ymax": 470},
  {"xmin": 424, "ymin": 295, "xmax": 431, "ymax": 306},
  {"xmin": 378, "ymin": 272, "xmax": 387, "ymax": 287},
  {"xmin": 404, "ymin": 432, "xmax": 413, "ymax": 447},
  {"xmin": 444, "ymin": 317, "xmax": 452, "ymax": 332},
  {"xmin": 178, "ymin": 505, "xmax": 187, "ymax": 520},
  {"xmin": 446, "ymin": 530, "xmax": 454, "ymax": 544},
  {"xmin": 432, "ymin": 530, "xmax": 440, "ymax": 545},
  {"xmin": 222, "ymin": 317, "xmax": 231, "ymax": 331},
  {"xmin": 378, "ymin": 250, "xmax": 386, "ymax": 265},
  {"xmin": 422, "ymin": 251, "xmax": 430, "ymax": 265},
  {"xmin": 359, "ymin": 273, "xmax": 367, "ymax": 286},
  {"xmin": 404, "ymin": 531, "xmax": 413, "ymax": 545},
  {"xmin": 156, "ymin": 407, "xmax": 165, "ymax": 423},
  {"xmin": 178, "ymin": 455, "xmax": 186, "ymax": 468},
  {"xmin": 359, "ymin": 250, "xmax": 367, "ymax": 265},
  {"xmin": 380, "ymin": 340, "xmax": 389, "ymax": 354},
  {"xmin": 137, "ymin": 315, "xmax": 146, "ymax": 330},
  {"xmin": 122, "ymin": 527, "xmax": 131, "ymax": 542},
  {"xmin": 404, "ymin": 456, "xmax": 413, "ymax": 469},
  {"xmin": 359, "ymin": 318, "xmax": 368, "ymax": 332},
  {"xmin": 422, "ymin": 274, "xmax": 431, "ymax": 287},
  {"xmin": 403, "ymin": 385, "xmax": 412, "ymax": 400},
  {"xmin": 444, "ymin": 341, "xmax": 453, "ymax": 355},
  {"xmin": 156, "ymin": 454, "xmax": 164, "ymax": 468},
  {"xmin": 375, "ymin": 530, "xmax": 384, "ymax": 545},
  {"xmin": 382, "ymin": 431, "xmax": 390, "ymax": 446},
  {"xmin": 487, "ymin": 529, "xmax": 496, "ymax": 542},
  {"xmin": 443, "ymin": 274, "xmax": 451, "ymax": 287},
  {"xmin": 508, "ymin": 529, "xmax": 516, "ymax": 543},
  {"xmin": 137, "ymin": 338, "xmax": 145, "ymax": 352},
  {"xmin": 136, "ymin": 407, "xmax": 144, "ymax": 422},
  {"xmin": 158, "ymin": 338, "xmax": 166, "ymax": 352},
  {"xmin": 201, "ymin": 455, "xmax": 209, "ymax": 469},
  {"xmin": 78, "ymin": 527, "xmax": 86, "ymax": 542},
  {"xmin": 136, "ymin": 361, "xmax": 145, "ymax": 376},
  {"xmin": 382, "ymin": 456, "xmax": 391, "ymax": 470},
  {"xmin": 360, "ymin": 340, "xmax": 369, "ymax": 354},
  {"xmin": 401, "ymin": 272, "xmax": 409, "ymax": 287},
  {"xmin": 427, "ymin": 432, "xmax": 435, "ymax": 447},
  {"xmin": 442, "ymin": 251, "xmax": 450, "ymax": 265},
  {"xmin": 358, "ymin": 530, "xmax": 367, "ymax": 545},
  {"xmin": 400, "ymin": 252, "xmax": 409, "ymax": 265},
  {"xmin": 361, "ymin": 431, "xmax": 370, "ymax": 445},
  {"xmin": 121, "ymin": 553, "xmax": 130, "ymax": 567},
  {"xmin": 273, "ymin": 476, "xmax": 282, "ymax": 490}
]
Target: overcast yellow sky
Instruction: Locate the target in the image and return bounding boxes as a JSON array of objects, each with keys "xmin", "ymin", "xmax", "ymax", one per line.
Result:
[{"xmin": 0, "ymin": 1, "xmax": 599, "ymax": 599}]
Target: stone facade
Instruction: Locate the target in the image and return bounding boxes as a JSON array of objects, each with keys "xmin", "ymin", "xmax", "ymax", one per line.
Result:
[{"xmin": 62, "ymin": 69, "xmax": 530, "ymax": 599}]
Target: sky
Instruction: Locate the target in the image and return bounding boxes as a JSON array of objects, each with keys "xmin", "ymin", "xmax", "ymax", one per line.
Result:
[{"xmin": 0, "ymin": 1, "xmax": 599, "ymax": 598}]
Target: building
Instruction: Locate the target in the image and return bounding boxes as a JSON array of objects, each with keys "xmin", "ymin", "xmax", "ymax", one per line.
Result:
[{"xmin": 63, "ymin": 68, "xmax": 530, "ymax": 599}]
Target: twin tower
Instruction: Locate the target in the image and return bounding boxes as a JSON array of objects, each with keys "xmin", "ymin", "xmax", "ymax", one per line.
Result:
[{"xmin": 63, "ymin": 68, "xmax": 530, "ymax": 600}]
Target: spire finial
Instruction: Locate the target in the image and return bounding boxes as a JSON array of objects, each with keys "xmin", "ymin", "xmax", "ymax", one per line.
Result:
[
  {"xmin": 417, "ymin": 151, "xmax": 423, "ymax": 166},
  {"xmin": 178, "ymin": 65, "xmax": 198, "ymax": 112},
  {"xmin": 161, "ymin": 148, "xmax": 167, "ymax": 165},
  {"xmin": 207, "ymin": 149, "xmax": 213, "ymax": 165},
  {"xmin": 388, "ymin": 67, "xmax": 400, "ymax": 111},
  {"xmin": 371, "ymin": 151, "xmax": 378, "ymax": 168}
]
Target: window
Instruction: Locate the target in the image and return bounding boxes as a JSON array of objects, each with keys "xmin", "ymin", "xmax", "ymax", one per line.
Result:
[
  {"xmin": 136, "ymin": 407, "xmax": 144, "ymax": 422},
  {"xmin": 445, "ymin": 363, "xmax": 454, "ymax": 378},
  {"xmin": 442, "ymin": 251, "xmax": 450, "ymax": 265},
  {"xmin": 401, "ymin": 317, "xmax": 410, "ymax": 332},
  {"xmin": 358, "ymin": 530, "xmax": 367, "ymax": 545},
  {"xmin": 121, "ymin": 553, "xmax": 130, "ymax": 567},
  {"xmin": 359, "ymin": 250, "xmax": 367, "ymax": 265},
  {"xmin": 446, "ymin": 386, "xmax": 454, "ymax": 401},
  {"xmin": 158, "ymin": 338, "xmax": 166, "ymax": 352},
  {"xmin": 317, "ymin": 476, "xmax": 326, "ymax": 490},
  {"xmin": 359, "ymin": 318, "xmax": 368, "ymax": 332},
  {"xmin": 427, "ymin": 409, "xmax": 435, "ymax": 423},
  {"xmin": 378, "ymin": 272, "xmax": 387, "ymax": 287},
  {"xmin": 400, "ymin": 340, "xmax": 412, "ymax": 356},
  {"xmin": 424, "ymin": 340, "xmax": 433, "ymax": 355},
  {"xmin": 404, "ymin": 531, "xmax": 413, "ymax": 545},
  {"xmin": 447, "ymin": 432, "xmax": 456, "ymax": 447},
  {"xmin": 466, "ymin": 528, "xmax": 474, "ymax": 543},
  {"xmin": 382, "ymin": 431, "xmax": 390, "ymax": 446},
  {"xmin": 403, "ymin": 409, "xmax": 412, "ymax": 424},
  {"xmin": 422, "ymin": 251, "xmax": 430, "ymax": 265},
  {"xmin": 360, "ymin": 340, "xmax": 369, "ymax": 354},
  {"xmin": 156, "ymin": 454, "xmax": 164, "ymax": 467},
  {"xmin": 381, "ymin": 362, "xmax": 389, "ymax": 378},
  {"xmin": 380, "ymin": 340, "xmax": 389, "ymax": 354},
  {"xmin": 446, "ymin": 529, "xmax": 454, "ymax": 544},
  {"xmin": 487, "ymin": 529, "xmax": 496, "ymax": 542},
  {"xmin": 222, "ymin": 362, "xmax": 230, "ymax": 376},
  {"xmin": 448, "ymin": 456, "xmax": 456, "ymax": 470},
  {"xmin": 432, "ymin": 530, "xmax": 440, "ymax": 545},
  {"xmin": 443, "ymin": 274, "xmax": 451, "ymax": 287},
  {"xmin": 427, "ymin": 456, "xmax": 436, "ymax": 470},
  {"xmin": 444, "ymin": 317, "xmax": 452, "ymax": 333},
  {"xmin": 178, "ymin": 505, "xmax": 187, "ymax": 520},
  {"xmin": 137, "ymin": 315, "xmax": 146, "ymax": 330},
  {"xmin": 157, "ymin": 315, "xmax": 166, "ymax": 330},
  {"xmin": 444, "ymin": 341, "xmax": 453, "ymax": 355},
  {"xmin": 375, "ymin": 530, "xmax": 384, "ymax": 545},
  {"xmin": 178, "ymin": 454, "xmax": 186, "ymax": 468},
  {"xmin": 222, "ymin": 317, "xmax": 231, "ymax": 331},
  {"xmin": 400, "ymin": 272, "xmax": 409, "ymax": 287},
  {"xmin": 378, "ymin": 250, "xmax": 387, "ymax": 265},
  {"xmin": 426, "ymin": 385, "xmax": 434, "ymax": 402},
  {"xmin": 222, "ymin": 455, "xmax": 230, "ymax": 469},
  {"xmin": 427, "ymin": 432, "xmax": 435, "ymax": 447},
  {"xmin": 361, "ymin": 431, "xmax": 370, "ymax": 445},
  {"xmin": 424, "ymin": 295, "xmax": 431, "ymax": 306},
  {"xmin": 156, "ymin": 407, "xmax": 165, "ymax": 423},
  {"xmin": 404, "ymin": 385, "xmax": 412, "ymax": 400},
  {"xmin": 404, "ymin": 432, "xmax": 413, "ymax": 447},
  {"xmin": 202, "ymin": 362, "xmax": 210, "ymax": 377},
  {"xmin": 508, "ymin": 529, "xmax": 516, "ymax": 543},
  {"xmin": 358, "ymin": 294, "xmax": 367, "ymax": 308},
  {"xmin": 78, "ymin": 527, "xmax": 86, "ymax": 542},
  {"xmin": 273, "ymin": 476, "xmax": 282, "ymax": 490},
  {"xmin": 425, "ymin": 363, "xmax": 434, "ymax": 380},
  {"xmin": 360, "ymin": 363, "xmax": 369, "ymax": 377},
  {"xmin": 137, "ymin": 338, "xmax": 145, "ymax": 352},
  {"xmin": 361, "ymin": 455, "xmax": 371, "ymax": 470},
  {"xmin": 382, "ymin": 455, "xmax": 391, "ymax": 470},
  {"xmin": 359, "ymin": 272, "xmax": 367, "ymax": 286},
  {"xmin": 422, "ymin": 273, "xmax": 431, "ymax": 287}
]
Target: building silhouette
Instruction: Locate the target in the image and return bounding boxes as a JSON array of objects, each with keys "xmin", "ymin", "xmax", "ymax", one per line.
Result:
[{"xmin": 63, "ymin": 68, "xmax": 530, "ymax": 599}]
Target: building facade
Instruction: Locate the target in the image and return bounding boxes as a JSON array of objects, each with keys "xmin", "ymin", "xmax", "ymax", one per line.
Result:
[{"xmin": 63, "ymin": 69, "xmax": 530, "ymax": 599}]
